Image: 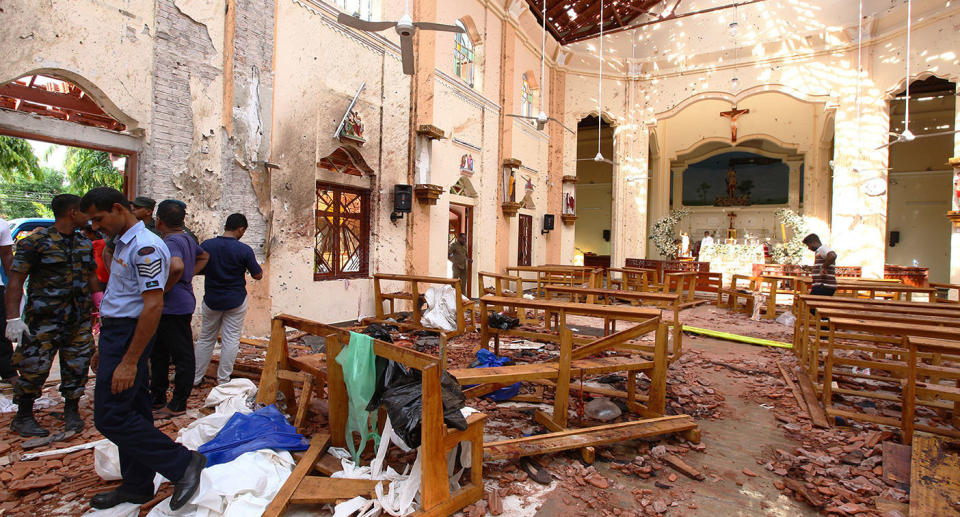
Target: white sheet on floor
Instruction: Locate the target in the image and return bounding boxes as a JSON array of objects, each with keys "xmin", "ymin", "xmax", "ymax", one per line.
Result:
[
  {"xmin": 145, "ymin": 449, "xmax": 296, "ymax": 517},
  {"xmin": 420, "ymin": 285, "xmax": 459, "ymax": 331},
  {"xmin": 84, "ymin": 502, "xmax": 141, "ymax": 517},
  {"xmin": 177, "ymin": 379, "xmax": 258, "ymax": 450}
]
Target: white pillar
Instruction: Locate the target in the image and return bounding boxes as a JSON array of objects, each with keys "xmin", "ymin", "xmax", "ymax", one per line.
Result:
[
  {"xmin": 950, "ymin": 157, "xmax": 960, "ymax": 298},
  {"xmin": 830, "ymin": 93, "xmax": 889, "ymax": 278},
  {"xmin": 649, "ymin": 126, "xmax": 671, "ymax": 258},
  {"xmin": 787, "ymin": 157, "xmax": 803, "ymax": 211},
  {"xmin": 671, "ymin": 166, "xmax": 684, "ymax": 211},
  {"xmin": 612, "ymin": 123, "xmax": 650, "ymax": 265}
]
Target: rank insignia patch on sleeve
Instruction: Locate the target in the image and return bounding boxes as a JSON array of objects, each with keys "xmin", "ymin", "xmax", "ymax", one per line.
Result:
[{"xmin": 137, "ymin": 259, "xmax": 162, "ymax": 278}]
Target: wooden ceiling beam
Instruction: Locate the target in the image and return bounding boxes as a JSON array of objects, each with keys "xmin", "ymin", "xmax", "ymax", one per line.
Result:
[{"xmin": 564, "ymin": 0, "xmax": 767, "ymax": 45}]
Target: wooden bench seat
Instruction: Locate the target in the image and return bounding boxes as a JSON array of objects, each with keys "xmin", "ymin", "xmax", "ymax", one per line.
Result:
[
  {"xmin": 363, "ymin": 273, "xmax": 475, "ymax": 368},
  {"xmin": 483, "ymin": 415, "xmax": 698, "ymax": 461},
  {"xmin": 449, "ymin": 356, "xmax": 656, "ymax": 385}
]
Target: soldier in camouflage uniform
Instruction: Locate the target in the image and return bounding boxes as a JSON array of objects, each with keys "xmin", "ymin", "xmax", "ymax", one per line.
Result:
[{"xmin": 4, "ymin": 194, "xmax": 102, "ymax": 437}]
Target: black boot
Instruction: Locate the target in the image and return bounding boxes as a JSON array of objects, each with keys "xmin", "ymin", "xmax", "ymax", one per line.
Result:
[
  {"xmin": 63, "ymin": 398, "xmax": 84, "ymax": 432},
  {"xmin": 10, "ymin": 399, "xmax": 49, "ymax": 437}
]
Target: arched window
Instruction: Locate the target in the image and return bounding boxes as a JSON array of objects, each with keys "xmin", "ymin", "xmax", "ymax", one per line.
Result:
[
  {"xmin": 520, "ymin": 73, "xmax": 537, "ymax": 119},
  {"xmin": 454, "ymin": 21, "xmax": 475, "ymax": 87}
]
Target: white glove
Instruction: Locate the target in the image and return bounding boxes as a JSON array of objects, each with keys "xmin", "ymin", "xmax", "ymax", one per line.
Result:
[{"xmin": 5, "ymin": 318, "xmax": 30, "ymax": 342}]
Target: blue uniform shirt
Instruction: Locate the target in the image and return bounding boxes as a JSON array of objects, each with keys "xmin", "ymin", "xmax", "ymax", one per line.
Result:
[{"xmin": 101, "ymin": 221, "xmax": 170, "ymax": 319}]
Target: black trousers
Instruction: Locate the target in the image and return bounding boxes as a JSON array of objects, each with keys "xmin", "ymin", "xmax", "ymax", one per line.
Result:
[
  {"xmin": 94, "ymin": 317, "xmax": 192, "ymax": 495},
  {"xmin": 150, "ymin": 314, "xmax": 195, "ymax": 412},
  {"xmin": 810, "ymin": 286, "xmax": 836, "ymax": 297},
  {"xmin": 0, "ymin": 286, "xmax": 16, "ymax": 379}
]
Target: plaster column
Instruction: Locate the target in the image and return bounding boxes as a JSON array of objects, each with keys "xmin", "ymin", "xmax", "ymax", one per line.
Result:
[
  {"xmin": 495, "ymin": 18, "xmax": 518, "ymax": 271},
  {"xmin": 830, "ymin": 94, "xmax": 889, "ymax": 278},
  {"xmin": 611, "ymin": 123, "xmax": 650, "ymax": 266},
  {"xmin": 546, "ymin": 67, "xmax": 567, "ymax": 264},
  {"xmin": 787, "ymin": 157, "xmax": 804, "ymax": 211},
  {"xmin": 648, "ymin": 126, "xmax": 670, "ymax": 258},
  {"xmin": 671, "ymin": 166, "xmax": 684, "ymax": 211},
  {"xmin": 949, "ymin": 157, "xmax": 960, "ymax": 298},
  {"xmin": 404, "ymin": 0, "xmax": 438, "ymax": 276}
]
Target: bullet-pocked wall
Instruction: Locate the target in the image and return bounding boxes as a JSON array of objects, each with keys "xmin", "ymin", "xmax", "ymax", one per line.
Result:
[{"xmin": 0, "ymin": 0, "xmax": 275, "ymax": 333}]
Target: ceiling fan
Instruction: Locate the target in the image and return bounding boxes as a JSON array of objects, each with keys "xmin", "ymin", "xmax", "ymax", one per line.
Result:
[
  {"xmin": 336, "ymin": 0, "xmax": 464, "ymax": 75},
  {"xmin": 877, "ymin": 0, "xmax": 960, "ymax": 150},
  {"xmin": 504, "ymin": 1, "xmax": 575, "ymax": 134},
  {"xmin": 577, "ymin": 0, "xmax": 618, "ymax": 166}
]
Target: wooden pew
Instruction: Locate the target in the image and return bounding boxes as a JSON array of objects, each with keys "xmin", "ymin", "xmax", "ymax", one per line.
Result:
[
  {"xmin": 606, "ymin": 267, "xmax": 657, "ymax": 292},
  {"xmin": 451, "ymin": 296, "xmax": 698, "ymax": 461},
  {"xmin": 363, "ymin": 273, "xmax": 474, "ymax": 368},
  {"xmin": 931, "ymin": 282, "xmax": 960, "ymax": 303},
  {"xmin": 260, "ymin": 315, "xmax": 487, "ymax": 517},
  {"xmin": 795, "ymin": 277, "xmax": 936, "ymax": 302},
  {"xmin": 718, "ymin": 274, "xmax": 757, "ymax": 313},
  {"xmin": 793, "ymin": 295, "xmax": 960, "ymax": 372},
  {"xmin": 477, "ymin": 270, "xmax": 526, "ymax": 323},
  {"xmin": 541, "ymin": 285, "xmax": 684, "ymax": 364},
  {"xmin": 820, "ymin": 311, "xmax": 960, "ymax": 443}
]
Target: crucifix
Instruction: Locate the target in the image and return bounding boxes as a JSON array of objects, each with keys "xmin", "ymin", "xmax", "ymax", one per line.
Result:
[
  {"xmin": 720, "ymin": 106, "xmax": 750, "ymax": 144},
  {"xmin": 726, "ymin": 211, "xmax": 738, "ymax": 240}
]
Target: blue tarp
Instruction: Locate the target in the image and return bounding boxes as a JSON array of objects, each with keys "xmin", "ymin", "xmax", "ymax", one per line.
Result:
[{"xmin": 197, "ymin": 404, "xmax": 310, "ymax": 467}]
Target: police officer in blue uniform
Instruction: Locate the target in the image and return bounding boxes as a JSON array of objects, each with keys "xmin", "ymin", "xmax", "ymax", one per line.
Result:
[{"xmin": 80, "ymin": 187, "xmax": 205, "ymax": 511}]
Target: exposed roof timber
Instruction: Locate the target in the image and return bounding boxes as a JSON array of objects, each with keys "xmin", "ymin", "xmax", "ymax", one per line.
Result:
[
  {"xmin": 571, "ymin": 0, "xmax": 769, "ymax": 44},
  {"xmin": 526, "ymin": 0, "xmax": 665, "ymax": 45}
]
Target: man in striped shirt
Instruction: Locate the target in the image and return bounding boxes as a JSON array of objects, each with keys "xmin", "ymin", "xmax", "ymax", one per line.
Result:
[{"xmin": 803, "ymin": 233, "xmax": 837, "ymax": 296}]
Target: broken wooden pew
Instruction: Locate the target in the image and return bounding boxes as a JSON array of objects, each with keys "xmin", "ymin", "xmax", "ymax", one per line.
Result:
[
  {"xmin": 483, "ymin": 415, "xmax": 699, "ymax": 461},
  {"xmin": 361, "ymin": 272, "xmax": 475, "ymax": 368},
  {"xmin": 260, "ymin": 314, "xmax": 488, "ymax": 517}
]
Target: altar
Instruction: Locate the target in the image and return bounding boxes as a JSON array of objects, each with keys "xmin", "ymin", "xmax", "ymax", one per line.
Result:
[{"xmin": 699, "ymin": 242, "xmax": 765, "ymax": 286}]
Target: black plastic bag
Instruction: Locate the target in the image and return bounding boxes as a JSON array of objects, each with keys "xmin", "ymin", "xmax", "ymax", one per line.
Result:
[
  {"xmin": 367, "ymin": 358, "xmax": 407, "ymax": 411},
  {"xmin": 488, "ymin": 312, "xmax": 520, "ymax": 330},
  {"xmin": 380, "ymin": 369, "xmax": 468, "ymax": 448},
  {"xmin": 363, "ymin": 324, "xmax": 394, "ymax": 343}
]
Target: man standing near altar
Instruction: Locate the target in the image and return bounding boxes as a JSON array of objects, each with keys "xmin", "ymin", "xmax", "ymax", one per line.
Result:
[{"xmin": 803, "ymin": 233, "xmax": 837, "ymax": 296}]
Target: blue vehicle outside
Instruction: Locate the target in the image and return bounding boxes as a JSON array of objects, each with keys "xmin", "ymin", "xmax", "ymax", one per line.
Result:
[{"xmin": 1, "ymin": 218, "xmax": 54, "ymax": 285}]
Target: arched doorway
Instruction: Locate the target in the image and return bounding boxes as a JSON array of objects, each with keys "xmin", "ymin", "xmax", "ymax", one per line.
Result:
[
  {"xmin": 574, "ymin": 114, "xmax": 614, "ymax": 267},
  {"xmin": 885, "ymin": 76, "xmax": 957, "ymax": 283},
  {"xmin": 0, "ymin": 72, "xmax": 139, "ymax": 215}
]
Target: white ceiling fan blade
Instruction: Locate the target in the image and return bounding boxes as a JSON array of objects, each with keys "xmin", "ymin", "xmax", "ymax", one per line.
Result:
[
  {"xmin": 913, "ymin": 129, "xmax": 960, "ymax": 139},
  {"xmin": 337, "ymin": 14, "xmax": 397, "ymax": 32},
  {"xmin": 875, "ymin": 141, "xmax": 898, "ymax": 150},
  {"xmin": 413, "ymin": 22, "xmax": 465, "ymax": 33},
  {"xmin": 548, "ymin": 117, "xmax": 576, "ymax": 135},
  {"xmin": 505, "ymin": 114, "xmax": 537, "ymax": 120},
  {"xmin": 400, "ymin": 35, "xmax": 415, "ymax": 75}
]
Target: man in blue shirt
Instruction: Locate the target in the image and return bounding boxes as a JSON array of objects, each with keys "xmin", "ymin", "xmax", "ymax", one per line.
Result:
[
  {"xmin": 193, "ymin": 214, "xmax": 262, "ymax": 386},
  {"xmin": 151, "ymin": 200, "xmax": 207, "ymax": 419},
  {"xmin": 80, "ymin": 188, "xmax": 204, "ymax": 511}
]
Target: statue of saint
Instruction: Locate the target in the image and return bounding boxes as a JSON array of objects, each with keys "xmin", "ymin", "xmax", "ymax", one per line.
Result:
[{"xmin": 726, "ymin": 167, "xmax": 738, "ymax": 198}]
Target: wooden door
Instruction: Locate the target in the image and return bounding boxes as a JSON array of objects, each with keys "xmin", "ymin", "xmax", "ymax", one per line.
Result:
[{"xmin": 518, "ymin": 214, "xmax": 532, "ymax": 266}]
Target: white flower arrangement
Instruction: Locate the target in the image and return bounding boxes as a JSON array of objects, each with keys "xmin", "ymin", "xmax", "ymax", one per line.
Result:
[
  {"xmin": 770, "ymin": 208, "xmax": 808, "ymax": 265},
  {"xmin": 649, "ymin": 208, "xmax": 690, "ymax": 259}
]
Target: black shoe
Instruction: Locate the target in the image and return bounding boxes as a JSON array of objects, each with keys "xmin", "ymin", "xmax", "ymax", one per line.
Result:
[
  {"xmin": 170, "ymin": 451, "xmax": 206, "ymax": 511},
  {"xmin": 89, "ymin": 489, "xmax": 153, "ymax": 509},
  {"xmin": 63, "ymin": 398, "xmax": 84, "ymax": 433},
  {"xmin": 10, "ymin": 400, "xmax": 49, "ymax": 437}
]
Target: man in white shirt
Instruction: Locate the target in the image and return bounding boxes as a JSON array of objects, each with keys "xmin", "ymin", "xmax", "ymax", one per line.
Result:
[
  {"xmin": 803, "ymin": 233, "xmax": 837, "ymax": 296},
  {"xmin": 700, "ymin": 231, "xmax": 715, "ymax": 249},
  {"xmin": 0, "ymin": 218, "xmax": 15, "ymax": 383}
]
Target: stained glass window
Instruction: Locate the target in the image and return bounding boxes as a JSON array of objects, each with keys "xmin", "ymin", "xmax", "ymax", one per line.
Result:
[
  {"xmin": 315, "ymin": 183, "xmax": 369, "ymax": 280},
  {"xmin": 454, "ymin": 21, "xmax": 475, "ymax": 87}
]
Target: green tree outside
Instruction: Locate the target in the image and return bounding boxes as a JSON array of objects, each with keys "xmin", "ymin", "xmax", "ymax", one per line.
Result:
[{"xmin": 0, "ymin": 136, "xmax": 124, "ymax": 219}]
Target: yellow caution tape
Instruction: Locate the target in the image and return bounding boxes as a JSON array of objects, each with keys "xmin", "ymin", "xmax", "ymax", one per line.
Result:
[{"xmin": 682, "ymin": 325, "xmax": 794, "ymax": 349}]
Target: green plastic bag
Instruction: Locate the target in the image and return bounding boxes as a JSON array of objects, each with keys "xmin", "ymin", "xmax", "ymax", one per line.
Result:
[{"xmin": 336, "ymin": 332, "xmax": 380, "ymax": 464}]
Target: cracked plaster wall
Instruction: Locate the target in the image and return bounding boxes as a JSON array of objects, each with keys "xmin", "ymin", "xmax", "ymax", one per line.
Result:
[{"xmin": 0, "ymin": 0, "xmax": 156, "ymax": 132}]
